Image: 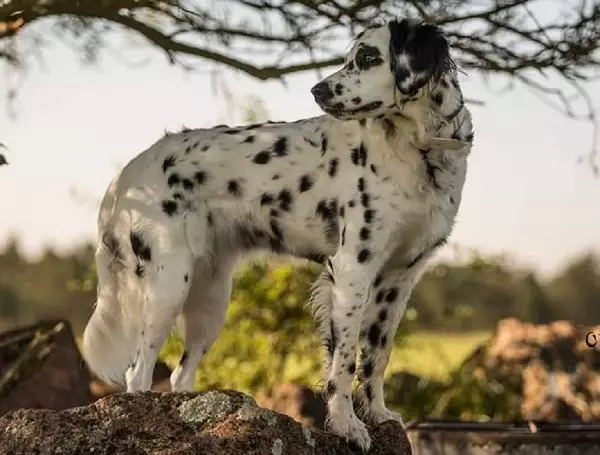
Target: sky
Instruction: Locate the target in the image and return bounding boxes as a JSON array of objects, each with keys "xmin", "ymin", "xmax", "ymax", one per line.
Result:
[{"xmin": 0, "ymin": 20, "xmax": 599, "ymax": 278}]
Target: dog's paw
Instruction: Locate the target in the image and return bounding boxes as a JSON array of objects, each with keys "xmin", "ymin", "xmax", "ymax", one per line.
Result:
[{"xmin": 327, "ymin": 412, "xmax": 372, "ymax": 452}]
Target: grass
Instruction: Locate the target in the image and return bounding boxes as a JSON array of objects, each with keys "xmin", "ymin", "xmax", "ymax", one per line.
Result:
[
  {"xmin": 81, "ymin": 329, "xmax": 491, "ymax": 392},
  {"xmin": 273, "ymin": 330, "xmax": 492, "ymax": 389},
  {"xmin": 386, "ymin": 331, "xmax": 491, "ymax": 380}
]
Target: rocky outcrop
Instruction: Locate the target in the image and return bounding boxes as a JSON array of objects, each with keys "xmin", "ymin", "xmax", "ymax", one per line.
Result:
[
  {"xmin": 256, "ymin": 383, "xmax": 328, "ymax": 429},
  {"xmin": 0, "ymin": 319, "xmax": 94, "ymax": 416},
  {"xmin": 0, "ymin": 390, "xmax": 412, "ymax": 455},
  {"xmin": 484, "ymin": 318, "xmax": 600, "ymax": 421}
]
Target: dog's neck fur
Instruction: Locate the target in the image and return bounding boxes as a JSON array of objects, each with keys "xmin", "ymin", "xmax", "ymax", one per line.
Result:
[
  {"xmin": 377, "ymin": 76, "xmax": 470, "ymax": 150},
  {"xmin": 318, "ymin": 74, "xmax": 471, "ymax": 162}
]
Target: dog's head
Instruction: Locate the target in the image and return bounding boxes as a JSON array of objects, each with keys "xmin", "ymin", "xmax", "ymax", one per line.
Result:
[{"xmin": 311, "ymin": 19, "xmax": 455, "ymax": 120}]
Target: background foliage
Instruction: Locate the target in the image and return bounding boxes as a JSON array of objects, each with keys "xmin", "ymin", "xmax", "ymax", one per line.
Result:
[{"xmin": 1, "ymin": 237, "xmax": 598, "ymax": 420}]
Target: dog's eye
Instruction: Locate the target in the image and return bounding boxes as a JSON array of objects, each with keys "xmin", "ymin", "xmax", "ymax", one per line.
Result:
[
  {"xmin": 355, "ymin": 47, "xmax": 381, "ymax": 68},
  {"xmin": 363, "ymin": 54, "xmax": 377, "ymax": 63}
]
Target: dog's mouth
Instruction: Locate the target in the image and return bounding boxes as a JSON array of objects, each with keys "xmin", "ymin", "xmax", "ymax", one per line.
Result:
[{"xmin": 320, "ymin": 101, "xmax": 383, "ymax": 118}]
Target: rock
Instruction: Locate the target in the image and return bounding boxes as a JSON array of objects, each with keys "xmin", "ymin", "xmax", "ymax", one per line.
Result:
[
  {"xmin": 485, "ymin": 318, "xmax": 600, "ymax": 421},
  {"xmin": 0, "ymin": 319, "xmax": 94, "ymax": 416},
  {"xmin": 255, "ymin": 383, "xmax": 327, "ymax": 429},
  {"xmin": 0, "ymin": 390, "xmax": 412, "ymax": 455}
]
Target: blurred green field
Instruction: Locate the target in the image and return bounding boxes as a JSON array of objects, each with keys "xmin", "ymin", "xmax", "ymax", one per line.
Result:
[
  {"xmin": 385, "ymin": 331, "xmax": 491, "ymax": 380},
  {"xmin": 159, "ymin": 329, "xmax": 492, "ymax": 392}
]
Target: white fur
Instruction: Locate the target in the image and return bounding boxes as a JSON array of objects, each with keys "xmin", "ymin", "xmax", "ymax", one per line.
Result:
[{"xmin": 83, "ymin": 20, "xmax": 473, "ymax": 452}]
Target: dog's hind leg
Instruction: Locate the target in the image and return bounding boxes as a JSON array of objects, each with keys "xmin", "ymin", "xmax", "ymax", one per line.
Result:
[
  {"xmin": 170, "ymin": 253, "xmax": 238, "ymax": 392},
  {"xmin": 125, "ymin": 246, "xmax": 195, "ymax": 392}
]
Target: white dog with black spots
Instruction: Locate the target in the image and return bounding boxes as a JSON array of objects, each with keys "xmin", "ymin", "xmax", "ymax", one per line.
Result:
[{"xmin": 83, "ymin": 18, "xmax": 474, "ymax": 452}]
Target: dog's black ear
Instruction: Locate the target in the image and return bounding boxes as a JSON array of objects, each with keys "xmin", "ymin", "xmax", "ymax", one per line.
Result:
[{"xmin": 388, "ymin": 19, "xmax": 451, "ymax": 96}]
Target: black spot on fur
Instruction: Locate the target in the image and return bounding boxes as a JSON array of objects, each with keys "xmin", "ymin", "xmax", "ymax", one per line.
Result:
[
  {"xmin": 227, "ymin": 180, "xmax": 242, "ymax": 197},
  {"xmin": 272, "ymin": 174, "xmax": 281, "ymax": 180},
  {"xmin": 330, "ymin": 319, "xmax": 338, "ymax": 355},
  {"xmin": 162, "ymin": 155, "xmax": 176, "ymax": 173},
  {"xmin": 359, "ymin": 227, "xmax": 370, "ymax": 241},
  {"xmin": 378, "ymin": 309, "xmax": 387, "ymax": 322},
  {"xmin": 321, "ymin": 134, "xmax": 328, "ymax": 156},
  {"xmin": 278, "ymin": 189, "xmax": 293, "ymax": 211},
  {"xmin": 328, "ymin": 158, "xmax": 339, "ymax": 177},
  {"xmin": 370, "ymin": 164, "xmax": 378, "ymax": 175},
  {"xmin": 368, "ymin": 324, "xmax": 381, "ymax": 347},
  {"xmin": 357, "ymin": 177, "xmax": 366, "ymax": 192},
  {"xmin": 386, "ymin": 287, "xmax": 399, "ymax": 303},
  {"xmin": 298, "ymin": 175, "xmax": 314, "ymax": 193},
  {"xmin": 242, "ymin": 135, "xmax": 255, "ymax": 143},
  {"xmin": 381, "ymin": 335, "xmax": 388, "ymax": 347},
  {"xmin": 358, "ymin": 118, "xmax": 366, "ymax": 127},
  {"xmin": 273, "ymin": 137, "xmax": 288, "ymax": 156},
  {"xmin": 162, "ymin": 200, "xmax": 178, "ymax": 216},
  {"xmin": 352, "ymin": 97, "xmax": 362, "ymax": 105},
  {"xmin": 334, "ymin": 84, "xmax": 343, "ymax": 95},
  {"xmin": 341, "ymin": 226, "xmax": 346, "ymax": 246},
  {"xmin": 360, "ymin": 193, "xmax": 370, "ymax": 208},
  {"xmin": 358, "ymin": 143, "xmax": 368, "ymax": 166},
  {"xmin": 207, "ymin": 211, "xmax": 213, "ymax": 225},
  {"xmin": 375, "ymin": 290, "xmax": 385, "ymax": 304},
  {"xmin": 348, "ymin": 363, "xmax": 356, "ymax": 375},
  {"xmin": 194, "ymin": 171, "xmax": 207, "ymax": 185},
  {"xmin": 182, "ymin": 178, "xmax": 194, "ymax": 191},
  {"xmin": 363, "ymin": 359, "xmax": 374, "ymax": 378},
  {"xmin": 269, "ymin": 237, "xmax": 285, "ymax": 253},
  {"xmin": 351, "ymin": 148, "xmax": 359, "ymax": 166},
  {"xmin": 130, "ymin": 232, "xmax": 152, "ymax": 277},
  {"xmin": 167, "ymin": 173, "xmax": 181, "ymax": 187},
  {"xmin": 432, "ymin": 92, "xmax": 444, "ymax": 106},
  {"xmin": 347, "ymin": 61, "xmax": 355, "ymax": 71},
  {"xmin": 324, "ymin": 380, "xmax": 337, "ymax": 399},
  {"xmin": 253, "ymin": 150, "xmax": 271, "ymax": 165},
  {"xmin": 363, "ymin": 209, "xmax": 375, "ymax": 224},
  {"xmin": 357, "ymin": 249, "xmax": 371, "ymax": 263},
  {"xmin": 373, "ymin": 273, "xmax": 383, "ymax": 287},
  {"xmin": 184, "ymin": 274, "xmax": 189, "ymax": 283},
  {"xmin": 339, "ymin": 205, "xmax": 345, "ymax": 218},
  {"xmin": 348, "ymin": 200, "xmax": 356, "ymax": 208},
  {"xmin": 260, "ymin": 193, "xmax": 275, "ymax": 206}
]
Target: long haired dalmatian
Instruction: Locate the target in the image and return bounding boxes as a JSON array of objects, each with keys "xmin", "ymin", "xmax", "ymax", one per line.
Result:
[{"xmin": 83, "ymin": 18, "xmax": 473, "ymax": 452}]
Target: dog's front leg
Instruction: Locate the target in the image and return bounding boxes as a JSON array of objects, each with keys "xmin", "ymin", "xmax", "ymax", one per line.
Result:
[{"xmin": 323, "ymin": 222, "xmax": 393, "ymax": 452}]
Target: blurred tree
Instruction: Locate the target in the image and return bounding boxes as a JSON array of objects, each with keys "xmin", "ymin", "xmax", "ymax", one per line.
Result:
[
  {"xmin": 1, "ymin": 1, "xmax": 598, "ymax": 168},
  {"xmin": 547, "ymin": 252, "xmax": 600, "ymax": 323}
]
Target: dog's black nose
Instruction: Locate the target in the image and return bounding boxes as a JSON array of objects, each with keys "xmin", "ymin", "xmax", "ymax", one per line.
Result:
[{"xmin": 311, "ymin": 82, "xmax": 334, "ymax": 102}]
